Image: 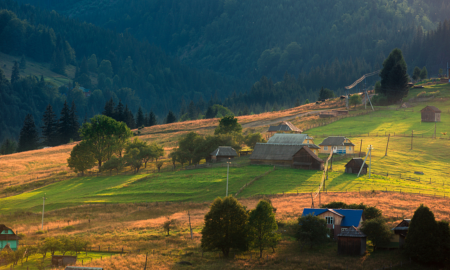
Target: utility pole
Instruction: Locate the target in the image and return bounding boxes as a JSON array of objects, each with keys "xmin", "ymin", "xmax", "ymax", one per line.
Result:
[
  {"xmin": 385, "ymin": 134, "xmax": 390, "ymax": 156},
  {"xmin": 41, "ymin": 193, "xmax": 46, "ymax": 230},
  {"xmin": 369, "ymin": 145, "xmax": 372, "ymax": 178},
  {"xmin": 359, "ymin": 139, "xmax": 363, "ymax": 157},
  {"xmin": 411, "ymin": 130, "xmax": 414, "ymax": 150},
  {"xmin": 226, "ymin": 158, "xmax": 230, "ymax": 196},
  {"xmin": 188, "ymin": 211, "xmax": 193, "ymax": 240}
]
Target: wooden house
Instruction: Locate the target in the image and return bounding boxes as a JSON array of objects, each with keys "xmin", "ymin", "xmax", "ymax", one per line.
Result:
[
  {"xmin": 250, "ymin": 144, "xmax": 324, "ymax": 170},
  {"xmin": 319, "ymin": 136, "xmax": 355, "ymax": 154},
  {"xmin": 267, "ymin": 134, "xmax": 320, "ymax": 155},
  {"xmin": 267, "ymin": 121, "xmax": 302, "ymax": 137},
  {"xmin": 345, "ymin": 158, "xmax": 368, "ymax": 175},
  {"xmin": 421, "ymin": 106, "xmax": 441, "ymax": 122},
  {"xmin": 210, "ymin": 146, "xmax": 238, "ymax": 162},
  {"xmin": 0, "ymin": 224, "xmax": 20, "ymax": 251},
  {"xmin": 302, "ymin": 208, "xmax": 364, "ymax": 239},
  {"xmin": 391, "ymin": 219, "xmax": 410, "ymax": 248},
  {"xmin": 337, "ymin": 226, "xmax": 367, "ymax": 256}
]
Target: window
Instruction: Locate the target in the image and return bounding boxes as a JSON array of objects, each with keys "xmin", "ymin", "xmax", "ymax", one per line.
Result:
[
  {"xmin": 325, "ymin": 216, "xmax": 334, "ymax": 224},
  {"xmin": 307, "ymin": 140, "xmax": 309, "ymax": 144},
  {"xmin": 348, "ymin": 146, "xmax": 352, "ymax": 151},
  {"xmin": 324, "ymin": 146, "xmax": 328, "ymax": 151}
]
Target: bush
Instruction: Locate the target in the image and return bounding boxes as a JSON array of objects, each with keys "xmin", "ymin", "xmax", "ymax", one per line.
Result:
[
  {"xmin": 361, "ymin": 218, "xmax": 392, "ymax": 250},
  {"xmin": 62, "ymin": 225, "xmax": 75, "ymax": 231},
  {"xmin": 296, "ymin": 214, "xmax": 328, "ymax": 249}
]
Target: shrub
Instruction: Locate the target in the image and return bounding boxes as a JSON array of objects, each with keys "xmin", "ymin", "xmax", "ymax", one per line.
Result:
[
  {"xmin": 361, "ymin": 218, "xmax": 392, "ymax": 250},
  {"xmin": 296, "ymin": 214, "xmax": 328, "ymax": 249}
]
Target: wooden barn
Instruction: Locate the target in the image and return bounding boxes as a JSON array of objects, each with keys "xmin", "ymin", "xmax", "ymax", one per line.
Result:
[
  {"xmin": 345, "ymin": 158, "xmax": 368, "ymax": 175},
  {"xmin": 266, "ymin": 134, "xmax": 320, "ymax": 155},
  {"xmin": 267, "ymin": 121, "xmax": 302, "ymax": 137},
  {"xmin": 337, "ymin": 226, "xmax": 367, "ymax": 256},
  {"xmin": 0, "ymin": 224, "xmax": 20, "ymax": 251},
  {"xmin": 210, "ymin": 146, "xmax": 238, "ymax": 162},
  {"xmin": 421, "ymin": 106, "xmax": 441, "ymax": 122},
  {"xmin": 250, "ymin": 144, "xmax": 324, "ymax": 170},
  {"xmin": 391, "ymin": 219, "xmax": 410, "ymax": 248}
]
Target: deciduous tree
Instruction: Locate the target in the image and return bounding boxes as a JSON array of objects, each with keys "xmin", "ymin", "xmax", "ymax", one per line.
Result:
[
  {"xmin": 361, "ymin": 218, "xmax": 392, "ymax": 250},
  {"xmin": 296, "ymin": 215, "xmax": 328, "ymax": 249},
  {"xmin": 214, "ymin": 116, "xmax": 242, "ymax": 135},
  {"xmin": 248, "ymin": 200, "xmax": 280, "ymax": 258},
  {"xmin": 67, "ymin": 141, "xmax": 96, "ymax": 175}
]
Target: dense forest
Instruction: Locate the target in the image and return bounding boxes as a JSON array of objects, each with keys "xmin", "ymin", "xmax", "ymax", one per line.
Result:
[{"xmin": 2, "ymin": 0, "xmax": 450, "ymax": 145}]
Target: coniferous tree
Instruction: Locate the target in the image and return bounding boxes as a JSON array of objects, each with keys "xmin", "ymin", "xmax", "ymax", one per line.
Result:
[
  {"xmin": 205, "ymin": 106, "xmax": 216, "ymax": 119},
  {"xmin": 379, "ymin": 48, "xmax": 409, "ymax": 103},
  {"xmin": 188, "ymin": 101, "xmax": 197, "ymax": 120},
  {"xmin": 41, "ymin": 104, "xmax": 58, "ymax": 146},
  {"xmin": 20, "ymin": 55, "xmax": 26, "ymax": 69},
  {"xmin": 11, "ymin": 61, "xmax": 19, "ymax": 84},
  {"xmin": 412, "ymin": 66, "xmax": 421, "ymax": 81},
  {"xmin": 166, "ymin": 111, "xmax": 177, "ymax": 124},
  {"xmin": 148, "ymin": 111, "xmax": 157, "ymax": 126},
  {"xmin": 136, "ymin": 107, "xmax": 145, "ymax": 127},
  {"xmin": 69, "ymin": 101, "xmax": 80, "ymax": 141},
  {"xmin": 420, "ymin": 66, "xmax": 428, "ymax": 80},
  {"xmin": 124, "ymin": 105, "xmax": 135, "ymax": 129},
  {"xmin": 103, "ymin": 98, "xmax": 115, "ymax": 118},
  {"xmin": 114, "ymin": 100, "xmax": 125, "ymax": 122},
  {"xmin": 18, "ymin": 114, "xmax": 39, "ymax": 152},
  {"xmin": 0, "ymin": 138, "xmax": 17, "ymax": 155},
  {"xmin": 58, "ymin": 101, "xmax": 72, "ymax": 144}
]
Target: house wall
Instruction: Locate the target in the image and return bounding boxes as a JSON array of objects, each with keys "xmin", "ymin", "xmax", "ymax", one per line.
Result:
[
  {"xmin": 422, "ymin": 112, "xmax": 440, "ymax": 122},
  {"xmin": 317, "ymin": 212, "xmax": 343, "ymax": 225},
  {"xmin": 319, "ymin": 145, "xmax": 354, "ymax": 154},
  {"xmin": 338, "ymin": 237, "xmax": 365, "ymax": 256},
  {"xmin": 0, "ymin": 240, "xmax": 18, "ymax": 250},
  {"xmin": 250, "ymin": 159, "xmax": 292, "ymax": 166},
  {"xmin": 346, "ymin": 166, "xmax": 367, "ymax": 175},
  {"xmin": 292, "ymin": 148, "xmax": 323, "ymax": 170}
]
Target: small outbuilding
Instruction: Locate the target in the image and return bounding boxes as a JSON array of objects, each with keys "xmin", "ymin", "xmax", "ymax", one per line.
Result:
[
  {"xmin": 53, "ymin": 255, "xmax": 77, "ymax": 267},
  {"xmin": 0, "ymin": 224, "xmax": 20, "ymax": 251},
  {"xmin": 391, "ymin": 219, "xmax": 411, "ymax": 248},
  {"xmin": 421, "ymin": 106, "xmax": 441, "ymax": 122},
  {"xmin": 345, "ymin": 158, "xmax": 368, "ymax": 175},
  {"xmin": 337, "ymin": 226, "xmax": 367, "ymax": 256},
  {"xmin": 267, "ymin": 121, "xmax": 302, "ymax": 136},
  {"xmin": 210, "ymin": 146, "xmax": 238, "ymax": 162}
]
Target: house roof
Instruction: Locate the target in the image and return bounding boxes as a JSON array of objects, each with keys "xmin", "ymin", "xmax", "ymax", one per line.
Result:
[
  {"xmin": 250, "ymin": 144, "xmax": 304, "ymax": 161},
  {"xmin": 421, "ymin": 106, "xmax": 441, "ymax": 113},
  {"xmin": 267, "ymin": 134, "xmax": 313, "ymax": 144},
  {"xmin": 0, "ymin": 224, "xmax": 20, "ymax": 241},
  {"xmin": 338, "ymin": 226, "xmax": 366, "ymax": 238},
  {"xmin": 268, "ymin": 121, "xmax": 302, "ymax": 133},
  {"xmin": 210, "ymin": 146, "xmax": 238, "ymax": 157},
  {"xmin": 393, "ymin": 219, "xmax": 411, "ymax": 231},
  {"xmin": 319, "ymin": 136, "xmax": 354, "ymax": 146},
  {"xmin": 302, "ymin": 208, "xmax": 364, "ymax": 227},
  {"xmin": 345, "ymin": 158, "xmax": 368, "ymax": 168}
]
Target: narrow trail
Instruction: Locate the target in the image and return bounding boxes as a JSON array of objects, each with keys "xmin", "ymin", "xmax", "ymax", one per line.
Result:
[{"xmin": 242, "ymin": 110, "xmax": 327, "ymax": 128}]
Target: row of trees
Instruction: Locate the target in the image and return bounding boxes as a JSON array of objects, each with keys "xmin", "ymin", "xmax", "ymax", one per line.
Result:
[
  {"xmin": 169, "ymin": 116, "xmax": 265, "ymax": 166},
  {"xmin": 201, "ymin": 197, "xmax": 279, "ymax": 258},
  {"xmin": 67, "ymin": 115, "xmax": 164, "ymax": 175}
]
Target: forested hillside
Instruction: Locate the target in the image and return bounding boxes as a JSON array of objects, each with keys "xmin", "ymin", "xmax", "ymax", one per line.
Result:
[
  {"xmin": 0, "ymin": 1, "xmax": 247, "ymax": 142},
  {"xmin": 16, "ymin": 0, "xmax": 450, "ymax": 82}
]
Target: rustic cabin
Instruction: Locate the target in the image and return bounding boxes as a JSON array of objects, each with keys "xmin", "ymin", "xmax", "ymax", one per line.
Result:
[
  {"xmin": 210, "ymin": 146, "xmax": 238, "ymax": 162},
  {"xmin": 337, "ymin": 226, "xmax": 367, "ymax": 256},
  {"xmin": 0, "ymin": 224, "xmax": 20, "ymax": 251},
  {"xmin": 250, "ymin": 144, "xmax": 324, "ymax": 170},
  {"xmin": 267, "ymin": 121, "xmax": 302, "ymax": 137},
  {"xmin": 421, "ymin": 106, "xmax": 441, "ymax": 122},
  {"xmin": 319, "ymin": 136, "xmax": 355, "ymax": 154},
  {"xmin": 391, "ymin": 219, "xmax": 410, "ymax": 248},
  {"xmin": 302, "ymin": 208, "xmax": 364, "ymax": 239},
  {"xmin": 345, "ymin": 158, "xmax": 368, "ymax": 175}
]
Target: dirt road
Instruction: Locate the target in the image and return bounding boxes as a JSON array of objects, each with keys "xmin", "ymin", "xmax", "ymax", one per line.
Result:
[{"xmin": 242, "ymin": 110, "xmax": 327, "ymax": 128}]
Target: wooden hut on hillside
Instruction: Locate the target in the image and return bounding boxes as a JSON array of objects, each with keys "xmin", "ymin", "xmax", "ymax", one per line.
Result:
[
  {"xmin": 345, "ymin": 158, "xmax": 368, "ymax": 175},
  {"xmin": 337, "ymin": 226, "xmax": 367, "ymax": 256},
  {"xmin": 267, "ymin": 121, "xmax": 302, "ymax": 137},
  {"xmin": 210, "ymin": 146, "xmax": 238, "ymax": 162},
  {"xmin": 421, "ymin": 106, "xmax": 441, "ymax": 122},
  {"xmin": 391, "ymin": 219, "xmax": 411, "ymax": 248}
]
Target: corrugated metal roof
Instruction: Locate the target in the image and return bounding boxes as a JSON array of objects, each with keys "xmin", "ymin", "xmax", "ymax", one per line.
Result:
[
  {"xmin": 302, "ymin": 208, "xmax": 363, "ymax": 227},
  {"xmin": 250, "ymin": 144, "xmax": 304, "ymax": 161},
  {"xmin": 319, "ymin": 136, "xmax": 347, "ymax": 146},
  {"xmin": 210, "ymin": 146, "xmax": 238, "ymax": 157},
  {"xmin": 268, "ymin": 121, "xmax": 302, "ymax": 132},
  {"xmin": 267, "ymin": 134, "xmax": 312, "ymax": 144},
  {"xmin": 338, "ymin": 226, "xmax": 366, "ymax": 237}
]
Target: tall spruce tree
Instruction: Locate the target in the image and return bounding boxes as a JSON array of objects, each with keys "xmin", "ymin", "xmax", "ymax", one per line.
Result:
[
  {"xmin": 41, "ymin": 104, "xmax": 58, "ymax": 146},
  {"xmin": 148, "ymin": 111, "xmax": 157, "ymax": 126},
  {"xmin": 166, "ymin": 111, "xmax": 177, "ymax": 124},
  {"xmin": 412, "ymin": 66, "xmax": 421, "ymax": 81},
  {"xmin": 103, "ymin": 98, "xmax": 115, "ymax": 118},
  {"xmin": 114, "ymin": 100, "xmax": 125, "ymax": 122},
  {"xmin": 11, "ymin": 61, "xmax": 20, "ymax": 84},
  {"xmin": 379, "ymin": 48, "xmax": 409, "ymax": 103},
  {"xmin": 136, "ymin": 107, "xmax": 145, "ymax": 128},
  {"xmin": 58, "ymin": 101, "xmax": 72, "ymax": 144},
  {"xmin": 18, "ymin": 114, "xmax": 39, "ymax": 152},
  {"xmin": 124, "ymin": 105, "xmax": 135, "ymax": 129},
  {"xmin": 420, "ymin": 66, "xmax": 428, "ymax": 80},
  {"xmin": 69, "ymin": 101, "xmax": 81, "ymax": 141}
]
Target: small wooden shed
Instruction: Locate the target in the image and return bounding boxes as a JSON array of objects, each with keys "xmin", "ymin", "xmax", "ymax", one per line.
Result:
[
  {"xmin": 210, "ymin": 146, "xmax": 238, "ymax": 162},
  {"xmin": 337, "ymin": 226, "xmax": 367, "ymax": 256},
  {"xmin": 345, "ymin": 158, "xmax": 368, "ymax": 175},
  {"xmin": 391, "ymin": 219, "xmax": 410, "ymax": 248},
  {"xmin": 52, "ymin": 255, "xmax": 77, "ymax": 267},
  {"xmin": 421, "ymin": 106, "xmax": 441, "ymax": 122}
]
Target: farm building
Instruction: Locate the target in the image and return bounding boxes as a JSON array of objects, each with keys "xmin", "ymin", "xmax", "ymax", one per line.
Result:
[
  {"xmin": 391, "ymin": 219, "xmax": 410, "ymax": 248},
  {"xmin": 345, "ymin": 158, "xmax": 368, "ymax": 175},
  {"xmin": 337, "ymin": 226, "xmax": 367, "ymax": 256},
  {"xmin": 210, "ymin": 146, "xmax": 238, "ymax": 162},
  {"xmin": 421, "ymin": 106, "xmax": 441, "ymax": 122},
  {"xmin": 319, "ymin": 136, "xmax": 355, "ymax": 154},
  {"xmin": 302, "ymin": 208, "xmax": 364, "ymax": 239},
  {"xmin": 267, "ymin": 121, "xmax": 302, "ymax": 136},
  {"xmin": 250, "ymin": 144, "xmax": 324, "ymax": 170},
  {"xmin": 266, "ymin": 133, "xmax": 321, "ymax": 155},
  {"xmin": 0, "ymin": 224, "xmax": 20, "ymax": 251}
]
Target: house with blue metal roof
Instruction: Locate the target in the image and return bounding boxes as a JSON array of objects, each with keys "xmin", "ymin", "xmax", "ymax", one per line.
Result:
[{"xmin": 302, "ymin": 208, "xmax": 364, "ymax": 239}]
